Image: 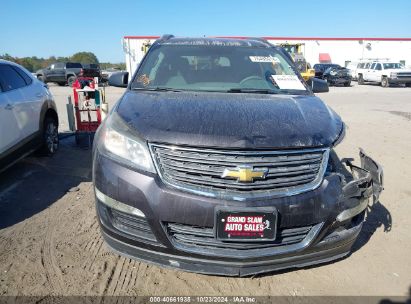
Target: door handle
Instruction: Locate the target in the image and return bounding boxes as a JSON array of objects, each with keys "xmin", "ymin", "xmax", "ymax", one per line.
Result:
[{"xmin": 5, "ymin": 104, "xmax": 14, "ymax": 110}]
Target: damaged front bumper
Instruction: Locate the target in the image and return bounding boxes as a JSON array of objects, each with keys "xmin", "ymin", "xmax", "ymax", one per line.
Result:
[
  {"xmin": 93, "ymin": 148, "xmax": 383, "ymax": 276},
  {"xmin": 335, "ymin": 149, "xmax": 384, "ymax": 223}
]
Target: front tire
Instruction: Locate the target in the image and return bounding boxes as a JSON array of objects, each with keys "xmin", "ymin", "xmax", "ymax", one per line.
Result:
[
  {"xmin": 67, "ymin": 76, "xmax": 76, "ymax": 87},
  {"xmin": 40, "ymin": 117, "xmax": 59, "ymax": 156},
  {"xmin": 405, "ymin": 83, "xmax": 411, "ymax": 87},
  {"xmin": 381, "ymin": 76, "xmax": 389, "ymax": 88},
  {"xmin": 344, "ymin": 81, "xmax": 351, "ymax": 87},
  {"xmin": 358, "ymin": 74, "xmax": 364, "ymax": 85}
]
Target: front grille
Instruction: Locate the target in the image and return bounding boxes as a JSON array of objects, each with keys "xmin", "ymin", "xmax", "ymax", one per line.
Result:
[
  {"xmin": 110, "ymin": 209, "xmax": 157, "ymax": 244},
  {"xmin": 150, "ymin": 144, "xmax": 329, "ymax": 200},
  {"xmin": 166, "ymin": 222, "xmax": 312, "ymax": 251},
  {"xmin": 397, "ymin": 72, "xmax": 411, "ymax": 78}
]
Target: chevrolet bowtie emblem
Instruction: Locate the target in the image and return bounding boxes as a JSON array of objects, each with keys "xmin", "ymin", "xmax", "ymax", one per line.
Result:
[{"xmin": 222, "ymin": 166, "xmax": 268, "ymax": 183}]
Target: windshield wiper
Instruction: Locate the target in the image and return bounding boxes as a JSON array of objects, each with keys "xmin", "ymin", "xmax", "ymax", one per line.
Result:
[
  {"xmin": 226, "ymin": 88, "xmax": 279, "ymax": 94},
  {"xmin": 227, "ymin": 88, "xmax": 310, "ymax": 96},
  {"xmin": 131, "ymin": 87, "xmax": 182, "ymax": 92}
]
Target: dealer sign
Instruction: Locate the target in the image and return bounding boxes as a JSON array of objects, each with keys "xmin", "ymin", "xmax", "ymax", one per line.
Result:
[{"xmin": 216, "ymin": 209, "xmax": 277, "ymax": 242}]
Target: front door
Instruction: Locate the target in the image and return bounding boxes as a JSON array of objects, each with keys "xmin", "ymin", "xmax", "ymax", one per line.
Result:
[
  {"xmin": 372, "ymin": 63, "xmax": 383, "ymax": 82},
  {"xmin": 46, "ymin": 64, "xmax": 58, "ymax": 82},
  {"xmin": 0, "ymin": 89, "xmax": 23, "ymax": 154},
  {"xmin": 53, "ymin": 62, "xmax": 66, "ymax": 83},
  {"xmin": 364, "ymin": 63, "xmax": 375, "ymax": 81}
]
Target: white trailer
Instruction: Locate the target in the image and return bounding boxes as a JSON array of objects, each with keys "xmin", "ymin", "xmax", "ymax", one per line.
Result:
[{"xmin": 123, "ymin": 36, "xmax": 411, "ymax": 76}]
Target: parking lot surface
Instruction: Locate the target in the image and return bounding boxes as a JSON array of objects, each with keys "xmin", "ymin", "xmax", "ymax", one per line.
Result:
[{"xmin": 0, "ymin": 83, "xmax": 410, "ymax": 296}]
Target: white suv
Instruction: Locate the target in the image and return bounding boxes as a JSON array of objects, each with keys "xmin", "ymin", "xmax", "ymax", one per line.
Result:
[
  {"xmin": 357, "ymin": 60, "xmax": 411, "ymax": 87},
  {"xmin": 0, "ymin": 60, "xmax": 59, "ymax": 172}
]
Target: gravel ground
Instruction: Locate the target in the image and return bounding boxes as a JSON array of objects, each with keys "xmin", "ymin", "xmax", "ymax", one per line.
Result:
[{"xmin": 0, "ymin": 83, "xmax": 410, "ymax": 297}]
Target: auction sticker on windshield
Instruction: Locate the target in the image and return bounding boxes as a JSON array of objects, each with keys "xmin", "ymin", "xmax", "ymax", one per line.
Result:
[
  {"xmin": 249, "ymin": 56, "xmax": 280, "ymax": 63},
  {"xmin": 271, "ymin": 75, "xmax": 306, "ymax": 90},
  {"xmin": 216, "ymin": 209, "xmax": 277, "ymax": 241}
]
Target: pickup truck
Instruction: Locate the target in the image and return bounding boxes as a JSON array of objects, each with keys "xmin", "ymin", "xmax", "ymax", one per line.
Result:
[
  {"xmin": 357, "ymin": 60, "xmax": 411, "ymax": 87},
  {"xmin": 36, "ymin": 62, "xmax": 101, "ymax": 87}
]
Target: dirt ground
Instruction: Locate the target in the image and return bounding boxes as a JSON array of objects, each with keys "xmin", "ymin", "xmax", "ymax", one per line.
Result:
[{"xmin": 0, "ymin": 83, "xmax": 410, "ymax": 297}]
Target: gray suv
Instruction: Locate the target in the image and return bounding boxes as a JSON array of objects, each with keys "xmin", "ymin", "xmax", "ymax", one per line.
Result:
[{"xmin": 93, "ymin": 36, "xmax": 383, "ymax": 276}]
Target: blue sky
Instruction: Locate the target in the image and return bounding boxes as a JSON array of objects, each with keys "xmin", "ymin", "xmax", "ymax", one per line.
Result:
[{"xmin": 1, "ymin": 0, "xmax": 411, "ymax": 62}]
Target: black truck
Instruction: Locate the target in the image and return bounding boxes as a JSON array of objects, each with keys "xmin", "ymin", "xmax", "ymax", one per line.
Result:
[{"xmin": 36, "ymin": 62, "xmax": 101, "ymax": 87}]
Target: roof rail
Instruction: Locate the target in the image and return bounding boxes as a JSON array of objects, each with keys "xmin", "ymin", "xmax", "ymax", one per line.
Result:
[
  {"xmin": 247, "ymin": 37, "xmax": 267, "ymax": 42},
  {"xmin": 159, "ymin": 34, "xmax": 174, "ymax": 41},
  {"xmin": 361, "ymin": 58, "xmax": 391, "ymax": 61},
  {"xmin": 246, "ymin": 37, "xmax": 272, "ymax": 47}
]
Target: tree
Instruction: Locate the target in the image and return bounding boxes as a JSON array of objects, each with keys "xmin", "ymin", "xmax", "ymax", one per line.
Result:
[
  {"xmin": 0, "ymin": 52, "xmax": 118, "ymax": 72},
  {"xmin": 56, "ymin": 56, "xmax": 70, "ymax": 62},
  {"xmin": 0, "ymin": 53, "xmax": 14, "ymax": 61},
  {"xmin": 70, "ymin": 52, "xmax": 99, "ymax": 64},
  {"xmin": 100, "ymin": 62, "xmax": 126, "ymax": 70},
  {"xmin": 18, "ymin": 58, "xmax": 34, "ymax": 72}
]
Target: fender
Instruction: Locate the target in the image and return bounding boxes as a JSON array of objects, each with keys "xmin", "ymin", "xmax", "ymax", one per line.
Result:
[
  {"xmin": 66, "ymin": 72, "xmax": 76, "ymax": 79},
  {"xmin": 36, "ymin": 72, "xmax": 46, "ymax": 81},
  {"xmin": 38, "ymin": 98, "xmax": 59, "ymax": 133}
]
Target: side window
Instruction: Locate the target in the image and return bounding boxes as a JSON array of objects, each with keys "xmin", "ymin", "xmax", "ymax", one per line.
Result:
[
  {"xmin": 55, "ymin": 63, "xmax": 64, "ymax": 69},
  {"xmin": 50, "ymin": 64, "xmax": 55, "ymax": 70},
  {"xmin": 370, "ymin": 63, "xmax": 376, "ymax": 69},
  {"xmin": 13, "ymin": 66, "xmax": 33, "ymax": 85},
  {"xmin": 0, "ymin": 64, "xmax": 27, "ymax": 92},
  {"xmin": 66, "ymin": 63, "xmax": 82, "ymax": 69},
  {"xmin": 375, "ymin": 63, "xmax": 382, "ymax": 71}
]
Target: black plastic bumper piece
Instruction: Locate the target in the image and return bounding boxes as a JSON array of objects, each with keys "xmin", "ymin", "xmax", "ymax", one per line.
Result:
[{"xmin": 101, "ymin": 220, "xmax": 362, "ymax": 277}]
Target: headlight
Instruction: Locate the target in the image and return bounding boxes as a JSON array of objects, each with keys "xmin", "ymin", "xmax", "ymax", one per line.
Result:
[
  {"xmin": 333, "ymin": 123, "xmax": 346, "ymax": 147},
  {"xmin": 390, "ymin": 72, "xmax": 397, "ymax": 78},
  {"xmin": 101, "ymin": 112, "xmax": 156, "ymax": 173}
]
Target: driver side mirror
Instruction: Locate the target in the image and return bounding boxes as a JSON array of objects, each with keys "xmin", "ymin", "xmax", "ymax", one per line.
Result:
[
  {"xmin": 308, "ymin": 77, "xmax": 329, "ymax": 93},
  {"xmin": 108, "ymin": 72, "xmax": 129, "ymax": 88}
]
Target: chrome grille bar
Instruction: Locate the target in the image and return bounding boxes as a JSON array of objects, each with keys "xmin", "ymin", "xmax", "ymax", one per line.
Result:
[{"xmin": 150, "ymin": 144, "xmax": 329, "ymax": 201}]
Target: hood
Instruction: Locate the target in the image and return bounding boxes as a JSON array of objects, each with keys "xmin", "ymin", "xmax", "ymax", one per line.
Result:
[
  {"xmin": 116, "ymin": 90, "xmax": 343, "ymax": 149},
  {"xmin": 385, "ymin": 68, "xmax": 411, "ymax": 73}
]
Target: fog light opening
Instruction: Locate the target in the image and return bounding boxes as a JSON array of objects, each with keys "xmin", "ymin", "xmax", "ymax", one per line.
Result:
[{"xmin": 95, "ymin": 187, "xmax": 145, "ymax": 218}]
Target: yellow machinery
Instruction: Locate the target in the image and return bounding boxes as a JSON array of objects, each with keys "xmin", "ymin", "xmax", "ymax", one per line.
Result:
[
  {"xmin": 278, "ymin": 43, "xmax": 315, "ymax": 81},
  {"xmin": 141, "ymin": 40, "xmax": 152, "ymax": 54}
]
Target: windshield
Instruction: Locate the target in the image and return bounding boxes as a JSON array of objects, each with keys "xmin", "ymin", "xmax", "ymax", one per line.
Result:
[
  {"xmin": 383, "ymin": 63, "xmax": 404, "ymax": 69},
  {"xmin": 66, "ymin": 62, "xmax": 82, "ymax": 68},
  {"xmin": 130, "ymin": 45, "xmax": 309, "ymax": 94}
]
